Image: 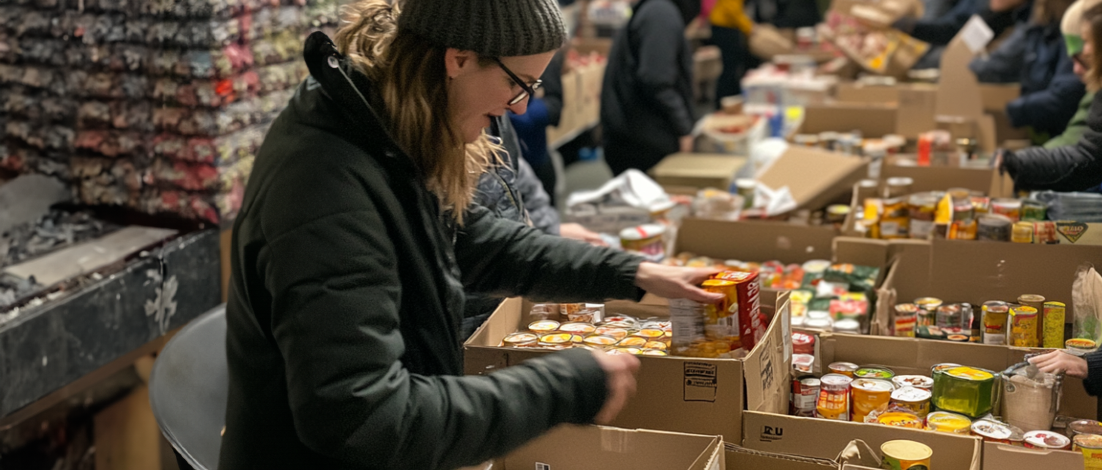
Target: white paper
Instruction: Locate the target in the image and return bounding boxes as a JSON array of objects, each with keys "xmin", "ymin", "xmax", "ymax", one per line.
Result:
[
  {"xmin": 960, "ymin": 15, "xmax": 995, "ymax": 54},
  {"xmin": 565, "ymin": 169, "xmax": 673, "ymax": 212},
  {"xmin": 753, "ymin": 183, "xmax": 798, "ymax": 216}
]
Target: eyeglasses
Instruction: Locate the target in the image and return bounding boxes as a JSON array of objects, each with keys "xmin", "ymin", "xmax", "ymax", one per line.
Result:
[{"xmin": 493, "ymin": 57, "xmax": 542, "ymax": 105}]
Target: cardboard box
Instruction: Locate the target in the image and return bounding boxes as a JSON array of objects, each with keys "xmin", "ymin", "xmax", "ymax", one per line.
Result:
[
  {"xmin": 981, "ymin": 442, "xmax": 1084, "ymax": 470},
  {"xmin": 816, "ymin": 331, "xmax": 1098, "ymax": 424},
  {"xmin": 483, "ymin": 425, "xmax": 726, "ymax": 470},
  {"xmin": 726, "ymin": 443, "xmax": 841, "ymax": 470},
  {"xmin": 741, "ymin": 410, "xmax": 982, "ymax": 470},
  {"xmin": 464, "ymin": 295, "xmax": 792, "ymax": 443},
  {"xmin": 978, "ymin": 83, "xmax": 1020, "ymax": 113},
  {"xmin": 879, "ymin": 158, "xmax": 1016, "ymax": 197},
  {"xmin": 562, "ymin": 204, "xmax": 652, "ymax": 235},
  {"xmin": 1057, "ymin": 222, "xmax": 1102, "ymax": 246},
  {"xmin": 757, "ymin": 146, "xmax": 870, "ymax": 212},
  {"xmin": 650, "ymin": 154, "xmax": 749, "ymax": 190},
  {"xmin": 831, "ymin": 83, "xmax": 939, "ymax": 138},
  {"xmin": 797, "ymin": 102, "xmax": 900, "ymax": 138}
]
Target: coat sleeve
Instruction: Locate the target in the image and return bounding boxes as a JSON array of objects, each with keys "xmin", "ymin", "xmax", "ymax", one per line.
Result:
[
  {"xmin": 261, "ymin": 165, "xmax": 608, "ymax": 470},
  {"xmin": 1003, "ymin": 92, "xmax": 1102, "ymax": 191},
  {"xmin": 633, "ymin": 2, "xmax": 695, "ymax": 137},
  {"xmin": 969, "ymin": 26, "xmax": 1026, "ymax": 83},
  {"xmin": 455, "ymin": 204, "xmax": 644, "ymax": 302},
  {"xmin": 516, "ymin": 156, "xmax": 561, "ymax": 235},
  {"xmin": 1083, "ymin": 349, "xmax": 1102, "ymax": 396},
  {"xmin": 1006, "ymin": 44, "xmax": 1086, "ymax": 134}
]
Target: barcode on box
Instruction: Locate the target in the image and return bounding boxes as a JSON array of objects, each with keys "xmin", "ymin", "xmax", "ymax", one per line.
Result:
[{"xmin": 535, "ymin": 463, "xmax": 550, "ymax": 470}]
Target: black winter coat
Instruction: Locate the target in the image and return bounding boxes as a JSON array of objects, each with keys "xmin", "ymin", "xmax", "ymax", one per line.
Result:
[
  {"xmin": 220, "ymin": 32, "xmax": 645, "ymax": 470},
  {"xmin": 1004, "ymin": 91, "xmax": 1102, "ymax": 191}
]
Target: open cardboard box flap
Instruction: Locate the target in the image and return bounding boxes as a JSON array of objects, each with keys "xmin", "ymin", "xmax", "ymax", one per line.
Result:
[
  {"xmin": 725, "ymin": 443, "xmax": 841, "ymax": 470},
  {"xmin": 464, "ymin": 294, "xmax": 792, "ymax": 443},
  {"xmin": 981, "ymin": 442, "xmax": 1084, "ymax": 470},
  {"xmin": 741, "ymin": 410, "xmax": 982, "ymax": 470},
  {"xmin": 489, "ymin": 424, "xmax": 725, "ymax": 470},
  {"xmin": 757, "ymin": 146, "xmax": 869, "ymax": 212},
  {"xmin": 650, "ymin": 154, "xmax": 749, "ymax": 190},
  {"xmin": 675, "ymin": 218, "xmax": 839, "ymax": 264}
]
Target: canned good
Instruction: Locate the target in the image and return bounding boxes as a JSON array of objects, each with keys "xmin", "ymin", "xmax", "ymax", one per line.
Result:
[
  {"xmin": 991, "ymin": 198, "xmax": 1022, "ymax": 222},
  {"xmin": 1012, "ymin": 221, "xmax": 1034, "ymax": 243},
  {"xmin": 620, "ymin": 224, "xmax": 666, "ymax": 258},
  {"xmin": 915, "ymin": 297, "xmax": 941, "ymax": 327},
  {"xmin": 854, "ymin": 367, "xmax": 895, "ymax": 380},
  {"xmin": 792, "ymin": 332, "xmax": 815, "ymax": 355},
  {"xmin": 595, "ymin": 327, "xmax": 629, "ymax": 340},
  {"xmin": 826, "ymin": 205, "xmax": 851, "ymax": 224},
  {"xmin": 1034, "ymin": 221, "xmax": 1058, "ymax": 244},
  {"xmin": 1019, "ymin": 294, "xmax": 1046, "ymax": 344},
  {"xmin": 1022, "ymin": 199, "xmax": 1047, "ymax": 221},
  {"xmin": 834, "ymin": 319, "xmax": 861, "ymax": 334},
  {"xmin": 1024, "ymin": 431, "xmax": 1072, "ymax": 450},
  {"xmin": 881, "ymin": 440, "xmax": 932, "ymax": 470},
  {"xmin": 736, "ymin": 179, "xmax": 757, "ymax": 209},
  {"xmin": 892, "ymin": 375, "xmax": 934, "ymax": 390},
  {"xmin": 559, "ymin": 322, "xmax": 596, "ymax": 335},
  {"xmin": 538, "ymin": 333, "xmax": 573, "ymax": 346},
  {"xmin": 932, "ymin": 363, "xmax": 962, "ymax": 373},
  {"xmin": 937, "ymin": 303, "xmax": 964, "ymax": 330},
  {"xmin": 641, "ymin": 349, "xmax": 668, "ymax": 356},
  {"xmin": 886, "ymin": 177, "xmax": 914, "ymax": 199},
  {"xmin": 618, "ymin": 337, "xmax": 647, "ymax": 348},
  {"xmin": 828, "ymin": 362, "xmax": 859, "ymax": 377},
  {"xmin": 926, "ymin": 411, "xmax": 973, "ymax": 434},
  {"xmin": 583, "ymin": 334, "xmax": 618, "ymax": 347},
  {"xmin": 932, "ymin": 366, "xmax": 996, "ymax": 418},
  {"xmin": 815, "ymin": 374, "xmax": 853, "ymax": 421},
  {"xmin": 1068, "ymin": 338, "xmax": 1099, "ymax": 356},
  {"xmin": 633, "ymin": 328, "xmax": 666, "ymax": 339},
  {"xmin": 805, "ymin": 318, "xmax": 833, "ymax": 331},
  {"xmin": 1011, "ymin": 306, "xmax": 1040, "ymax": 348},
  {"xmin": 894, "ymin": 303, "xmax": 918, "ymax": 337},
  {"xmin": 1044, "ymin": 301, "xmax": 1066, "ymax": 349},
  {"xmin": 791, "ymin": 376, "xmax": 820, "ymax": 417},
  {"xmin": 971, "ymin": 419, "xmax": 1013, "ymax": 444},
  {"xmin": 503, "ymin": 332, "xmax": 539, "ymax": 347},
  {"xmin": 793, "ymin": 354, "xmax": 815, "ymax": 374},
  {"xmin": 878, "ymin": 411, "xmax": 925, "ymax": 429},
  {"xmin": 1069, "ymin": 420, "xmax": 1102, "ymax": 440},
  {"xmin": 890, "ymin": 386, "xmax": 932, "ymax": 418},
  {"xmin": 909, "ymin": 193, "xmax": 938, "ymax": 239},
  {"xmin": 977, "ymin": 215, "xmax": 1013, "ymax": 241},
  {"xmin": 1074, "ymin": 434, "xmax": 1102, "ymax": 469},
  {"xmin": 644, "ymin": 341, "xmax": 668, "ymax": 351},
  {"xmin": 982, "ymin": 301, "xmax": 1010, "ymax": 346},
  {"xmin": 529, "ymin": 320, "xmax": 560, "ymax": 334},
  {"xmin": 852, "ymin": 378, "xmax": 894, "ymax": 423}
]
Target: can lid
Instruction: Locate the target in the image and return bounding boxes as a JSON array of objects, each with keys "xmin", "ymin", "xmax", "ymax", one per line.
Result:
[
  {"xmin": 1024, "ymin": 431, "xmax": 1070, "ymax": 448},
  {"xmin": 891, "ymin": 386, "xmax": 931, "ymax": 401},
  {"xmin": 820, "ymin": 374, "xmax": 853, "ymax": 385},
  {"xmin": 1074, "ymin": 434, "xmax": 1102, "ymax": 448},
  {"xmin": 886, "ymin": 177, "xmax": 914, "ymax": 186},
  {"xmin": 736, "ymin": 179, "xmax": 758, "ymax": 189},
  {"xmin": 971, "ymin": 420, "xmax": 1012, "ymax": 439},
  {"xmin": 619, "ymin": 224, "xmax": 666, "ymax": 241},
  {"xmin": 1044, "ymin": 301, "xmax": 1066, "ymax": 308},
  {"xmin": 1018, "ymin": 294, "xmax": 1046, "ymax": 302},
  {"xmin": 800, "ymin": 377, "xmax": 821, "ymax": 387},
  {"xmin": 853, "ymin": 378, "xmax": 894, "ymax": 392},
  {"xmin": 881, "ymin": 440, "xmax": 932, "ymax": 461}
]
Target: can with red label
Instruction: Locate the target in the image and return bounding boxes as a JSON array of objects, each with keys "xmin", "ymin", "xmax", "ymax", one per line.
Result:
[
  {"xmin": 712, "ymin": 271, "xmax": 764, "ymax": 350},
  {"xmin": 791, "ymin": 376, "xmax": 820, "ymax": 417},
  {"xmin": 793, "ymin": 332, "xmax": 815, "ymax": 355}
]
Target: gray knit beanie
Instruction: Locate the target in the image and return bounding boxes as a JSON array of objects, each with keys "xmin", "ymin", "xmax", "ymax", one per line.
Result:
[{"xmin": 397, "ymin": 0, "xmax": 567, "ymax": 57}]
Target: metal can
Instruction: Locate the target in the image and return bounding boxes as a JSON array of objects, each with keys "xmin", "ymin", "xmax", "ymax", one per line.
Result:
[
  {"xmin": 852, "ymin": 378, "xmax": 894, "ymax": 423},
  {"xmin": 595, "ymin": 326, "xmax": 629, "ymax": 340},
  {"xmin": 915, "ymin": 297, "xmax": 941, "ymax": 327},
  {"xmin": 503, "ymin": 332, "xmax": 539, "ymax": 347},
  {"xmin": 1044, "ymin": 301, "xmax": 1066, "ymax": 349},
  {"xmin": 991, "ymin": 198, "xmax": 1022, "ymax": 222},
  {"xmin": 1010, "ymin": 306, "xmax": 1039, "ymax": 348},
  {"xmin": 1068, "ymin": 420, "xmax": 1102, "ymax": 440},
  {"xmin": 1012, "ymin": 221, "xmax": 1034, "ymax": 243},
  {"xmin": 880, "ymin": 440, "xmax": 932, "ymax": 470},
  {"xmin": 1034, "ymin": 221, "xmax": 1059, "ymax": 244},
  {"xmin": 909, "ymin": 192, "xmax": 938, "ymax": 239},
  {"xmin": 971, "ymin": 419, "xmax": 1014, "ymax": 444},
  {"xmin": 893, "ymin": 375, "xmax": 934, "ymax": 390},
  {"xmin": 828, "ymin": 362, "xmax": 859, "ymax": 377},
  {"xmin": 644, "ymin": 341, "xmax": 668, "ymax": 351},
  {"xmin": 793, "ymin": 354, "xmax": 815, "ymax": 374},
  {"xmin": 1067, "ymin": 338, "xmax": 1099, "ymax": 356},
  {"xmin": 894, "ymin": 304, "xmax": 918, "ymax": 337},
  {"xmin": 877, "ymin": 411, "xmax": 925, "ymax": 429},
  {"xmin": 538, "ymin": 333, "xmax": 573, "ymax": 347},
  {"xmin": 583, "ymin": 334, "xmax": 618, "ymax": 347},
  {"xmin": 977, "ymin": 215, "xmax": 1013, "ymax": 241},
  {"xmin": 926, "ymin": 411, "xmax": 973, "ymax": 434},
  {"xmin": 791, "ymin": 376, "xmax": 820, "ymax": 417},
  {"xmin": 1018, "ymin": 294, "xmax": 1046, "ymax": 341},
  {"xmin": 792, "ymin": 332, "xmax": 815, "ymax": 355},
  {"xmin": 890, "ymin": 386, "xmax": 932, "ymax": 418},
  {"xmin": 1074, "ymin": 434, "xmax": 1102, "ymax": 469},
  {"xmin": 528, "ymin": 320, "xmax": 560, "ymax": 334},
  {"xmin": 886, "ymin": 177, "xmax": 914, "ymax": 199},
  {"xmin": 617, "ymin": 336, "xmax": 648, "ymax": 348},
  {"xmin": 1024, "ymin": 431, "xmax": 1072, "ymax": 451},
  {"xmin": 815, "ymin": 374, "xmax": 853, "ymax": 421},
  {"xmin": 854, "ymin": 366, "xmax": 895, "ymax": 380},
  {"xmin": 937, "ymin": 303, "xmax": 964, "ymax": 330},
  {"xmin": 1022, "ymin": 199, "xmax": 1047, "ymax": 221},
  {"xmin": 982, "ymin": 301, "xmax": 1010, "ymax": 346},
  {"xmin": 620, "ymin": 224, "xmax": 666, "ymax": 259},
  {"xmin": 558, "ymin": 322, "xmax": 597, "ymax": 335}
]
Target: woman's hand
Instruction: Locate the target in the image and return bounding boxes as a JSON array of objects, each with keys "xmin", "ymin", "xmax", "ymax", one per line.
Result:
[
  {"xmin": 634, "ymin": 262, "xmax": 724, "ymax": 303},
  {"xmin": 590, "ymin": 350, "xmax": 640, "ymax": 424},
  {"xmin": 1029, "ymin": 350, "xmax": 1089, "ymax": 379}
]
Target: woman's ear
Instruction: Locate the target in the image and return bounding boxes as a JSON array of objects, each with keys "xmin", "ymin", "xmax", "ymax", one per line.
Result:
[{"xmin": 444, "ymin": 48, "xmax": 477, "ymax": 79}]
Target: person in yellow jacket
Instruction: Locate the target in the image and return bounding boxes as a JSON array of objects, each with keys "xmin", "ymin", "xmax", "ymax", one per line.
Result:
[{"xmin": 710, "ymin": 0, "xmax": 756, "ymax": 106}]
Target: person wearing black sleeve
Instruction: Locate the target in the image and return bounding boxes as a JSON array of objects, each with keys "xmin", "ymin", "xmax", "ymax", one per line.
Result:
[
  {"xmin": 601, "ymin": 0, "xmax": 699, "ymax": 176},
  {"xmin": 1031, "ymin": 349, "xmax": 1102, "ymax": 396}
]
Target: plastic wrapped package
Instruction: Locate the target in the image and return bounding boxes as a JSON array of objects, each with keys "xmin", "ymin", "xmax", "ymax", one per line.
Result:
[
  {"xmin": 256, "ymin": 61, "xmax": 308, "ymax": 93},
  {"xmin": 65, "ymin": 71, "xmax": 149, "ymax": 99},
  {"xmin": 3, "ymin": 86, "xmax": 78, "ymax": 122},
  {"xmin": 134, "ymin": 188, "xmax": 222, "ymax": 223},
  {"xmin": 71, "ymin": 156, "xmax": 144, "ymax": 205},
  {"xmin": 73, "ymin": 129, "xmax": 149, "ymax": 157},
  {"xmin": 0, "ymin": 146, "xmax": 71, "ymax": 179},
  {"xmin": 147, "ymin": 153, "xmax": 253, "ymax": 192},
  {"xmin": 152, "ymin": 124, "xmax": 266, "ymax": 165},
  {"xmin": 77, "ymin": 100, "xmax": 154, "ymax": 132},
  {"xmin": 146, "ymin": 44, "xmax": 254, "ymax": 79},
  {"xmin": 153, "ymin": 98, "xmax": 265, "ymax": 135},
  {"xmin": 250, "ymin": 30, "xmax": 303, "ymax": 66},
  {"xmin": 5, "ymin": 120, "xmax": 75, "ymax": 150},
  {"xmin": 151, "ymin": 71, "xmax": 259, "ymax": 107},
  {"xmin": 0, "ymin": 64, "xmax": 67, "ymax": 95},
  {"xmin": 304, "ymin": 0, "xmax": 339, "ymax": 27}
]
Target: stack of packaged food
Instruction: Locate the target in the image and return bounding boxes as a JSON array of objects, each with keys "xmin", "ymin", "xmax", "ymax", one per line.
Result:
[{"xmin": 0, "ymin": 0, "xmax": 339, "ymax": 223}]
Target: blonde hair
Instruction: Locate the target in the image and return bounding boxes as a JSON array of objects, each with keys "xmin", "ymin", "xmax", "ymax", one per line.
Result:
[{"xmin": 336, "ymin": 0, "xmax": 501, "ymax": 222}]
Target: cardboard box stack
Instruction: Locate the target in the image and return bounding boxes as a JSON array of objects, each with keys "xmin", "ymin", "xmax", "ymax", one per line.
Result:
[{"xmin": 0, "ymin": 0, "xmax": 338, "ymax": 224}]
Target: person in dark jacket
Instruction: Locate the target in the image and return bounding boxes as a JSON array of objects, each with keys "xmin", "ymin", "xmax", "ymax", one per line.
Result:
[
  {"xmin": 895, "ymin": 0, "xmax": 1031, "ymax": 68},
  {"xmin": 1030, "ymin": 349, "xmax": 1102, "ymax": 396},
  {"xmin": 509, "ymin": 50, "xmax": 565, "ymax": 204},
  {"xmin": 971, "ymin": 0, "xmax": 1084, "ymax": 140},
  {"xmin": 1000, "ymin": 0, "xmax": 1102, "ymax": 191},
  {"xmin": 220, "ymin": 1, "xmax": 723, "ymax": 469},
  {"xmin": 601, "ymin": 0, "xmax": 699, "ymax": 176}
]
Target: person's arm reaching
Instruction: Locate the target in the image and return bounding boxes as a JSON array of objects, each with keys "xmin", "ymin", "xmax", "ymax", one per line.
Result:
[
  {"xmin": 1002, "ymin": 92, "xmax": 1102, "ymax": 191},
  {"xmin": 1006, "ymin": 47, "xmax": 1086, "ymax": 134}
]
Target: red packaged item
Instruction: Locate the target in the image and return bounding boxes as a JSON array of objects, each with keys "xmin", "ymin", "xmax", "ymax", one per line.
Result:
[{"xmin": 712, "ymin": 270, "xmax": 765, "ymax": 350}]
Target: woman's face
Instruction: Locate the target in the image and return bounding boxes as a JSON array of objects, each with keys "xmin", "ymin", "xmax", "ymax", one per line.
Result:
[
  {"xmin": 1079, "ymin": 22, "xmax": 1096, "ymax": 79},
  {"xmin": 445, "ymin": 50, "xmax": 556, "ymax": 143}
]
